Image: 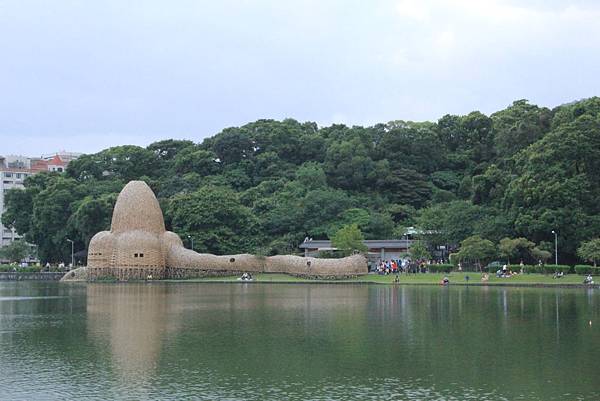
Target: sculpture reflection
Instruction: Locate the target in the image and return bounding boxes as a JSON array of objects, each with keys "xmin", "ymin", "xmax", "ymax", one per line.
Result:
[{"xmin": 86, "ymin": 284, "xmax": 180, "ymax": 381}]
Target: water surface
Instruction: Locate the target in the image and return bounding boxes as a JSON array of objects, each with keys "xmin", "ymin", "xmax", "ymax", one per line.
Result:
[{"xmin": 0, "ymin": 282, "xmax": 598, "ymax": 400}]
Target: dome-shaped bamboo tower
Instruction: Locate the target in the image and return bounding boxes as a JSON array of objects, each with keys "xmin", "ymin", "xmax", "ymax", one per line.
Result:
[{"xmin": 79, "ymin": 180, "xmax": 367, "ymax": 282}]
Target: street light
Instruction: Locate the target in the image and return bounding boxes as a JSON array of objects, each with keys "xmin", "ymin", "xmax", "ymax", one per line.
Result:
[
  {"xmin": 66, "ymin": 238, "xmax": 74, "ymax": 269},
  {"xmin": 187, "ymin": 235, "xmax": 194, "ymax": 251},
  {"xmin": 551, "ymin": 230, "xmax": 558, "ymax": 265}
]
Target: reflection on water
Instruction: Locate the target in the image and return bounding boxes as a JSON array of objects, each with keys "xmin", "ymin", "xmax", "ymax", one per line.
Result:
[
  {"xmin": 87, "ymin": 284, "xmax": 180, "ymax": 382},
  {"xmin": 0, "ymin": 282, "xmax": 598, "ymax": 401}
]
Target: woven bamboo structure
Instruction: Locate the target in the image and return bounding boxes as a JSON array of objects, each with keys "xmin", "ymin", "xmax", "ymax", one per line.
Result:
[
  {"xmin": 64, "ymin": 180, "xmax": 367, "ymax": 282},
  {"xmin": 86, "ymin": 181, "xmax": 168, "ymax": 280}
]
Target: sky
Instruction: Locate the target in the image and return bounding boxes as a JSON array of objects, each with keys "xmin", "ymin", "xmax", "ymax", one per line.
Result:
[{"xmin": 1, "ymin": 0, "xmax": 599, "ymax": 156}]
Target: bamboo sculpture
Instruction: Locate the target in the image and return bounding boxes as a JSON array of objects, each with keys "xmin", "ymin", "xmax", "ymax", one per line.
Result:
[{"xmin": 63, "ymin": 181, "xmax": 367, "ymax": 281}]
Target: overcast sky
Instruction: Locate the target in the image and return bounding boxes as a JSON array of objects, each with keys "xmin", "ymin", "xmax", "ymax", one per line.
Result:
[{"xmin": 1, "ymin": 0, "xmax": 599, "ymax": 156}]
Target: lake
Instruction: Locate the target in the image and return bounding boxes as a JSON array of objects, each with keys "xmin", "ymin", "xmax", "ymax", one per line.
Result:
[{"xmin": 0, "ymin": 282, "xmax": 598, "ymax": 400}]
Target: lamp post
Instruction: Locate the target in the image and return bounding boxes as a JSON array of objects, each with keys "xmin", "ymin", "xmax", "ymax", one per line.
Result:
[
  {"xmin": 187, "ymin": 235, "xmax": 194, "ymax": 251},
  {"xmin": 551, "ymin": 230, "xmax": 558, "ymax": 265},
  {"xmin": 66, "ymin": 238, "xmax": 74, "ymax": 269}
]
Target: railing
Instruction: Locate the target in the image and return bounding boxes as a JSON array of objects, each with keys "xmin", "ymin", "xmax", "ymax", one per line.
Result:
[{"xmin": 0, "ymin": 272, "xmax": 66, "ymax": 281}]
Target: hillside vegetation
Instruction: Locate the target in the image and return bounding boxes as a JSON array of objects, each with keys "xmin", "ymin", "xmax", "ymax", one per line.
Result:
[{"xmin": 3, "ymin": 98, "xmax": 600, "ymax": 263}]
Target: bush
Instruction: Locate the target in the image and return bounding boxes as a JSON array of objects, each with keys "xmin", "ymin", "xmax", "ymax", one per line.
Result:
[
  {"xmin": 427, "ymin": 264, "xmax": 453, "ymax": 273},
  {"xmin": 514, "ymin": 264, "xmax": 539, "ymax": 274},
  {"xmin": 0, "ymin": 264, "xmax": 17, "ymax": 272},
  {"xmin": 503, "ymin": 264, "xmax": 572, "ymax": 274},
  {"xmin": 0, "ymin": 264, "xmax": 42, "ymax": 273},
  {"xmin": 485, "ymin": 261, "xmax": 504, "ymax": 272},
  {"xmin": 487, "ymin": 263, "xmax": 535, "ymax": 273},
  {"xmin": 542, "ymin": 264, "xmax": 572, "ymax": 274},
  {"xmin": 20, "ymin": 266, "xmax": 42, "ymax": 273},
  {"xmin": 574, "ymin": 265, "xmax": 600, "ymax": 275}
]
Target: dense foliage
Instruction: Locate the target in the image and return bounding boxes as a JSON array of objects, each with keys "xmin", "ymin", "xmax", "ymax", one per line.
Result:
[
  {"xmin": 0, "ymin": 240, "xmax": 31, "ymax": 263},
  {"xmin": 577, "ymin": 238, "xmax": 600, "ymax": 267},
  {"xmin": 331, "ymin": 224, "xmax": 368, "ymax": 256},
  {"xmin": 3, "ymin": 98, "xmax": 600, "ymax": 263}
]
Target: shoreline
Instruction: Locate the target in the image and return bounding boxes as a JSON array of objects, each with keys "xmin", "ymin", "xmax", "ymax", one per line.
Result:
[
  {"xmin": 5, "ymin": 270, "xmax": 596, "ymax": 289},
  {"xmin": 162, "ymin": 272, "xmax": 599, "ymax": 289},
  {"xmin": 164, "ymin": 280, "xmax": 600, "ymax": 289}
]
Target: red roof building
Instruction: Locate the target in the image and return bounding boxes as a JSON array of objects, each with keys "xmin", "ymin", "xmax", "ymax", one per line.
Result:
[{"xmin": 30, "ymin": 155, "xmax": 67, "ymax": 173}]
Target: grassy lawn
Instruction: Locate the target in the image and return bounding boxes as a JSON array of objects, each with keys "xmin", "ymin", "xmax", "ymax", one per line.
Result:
[
  {"xmin": 169, "ymin": 272, "xmax": 593, "ymax": 286},
  {"xmin": 187, "ymin": 274, "xmax": 305, "ymax": 282},
  {"xmin": 350, "ymin": 272, "xmax": 586, "ymax": 285}
]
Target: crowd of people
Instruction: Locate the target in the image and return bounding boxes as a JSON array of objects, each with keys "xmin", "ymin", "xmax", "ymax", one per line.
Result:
[
  {"xmin": 368, "ymin": 258, "xmax": 599, "ymax": 286},
  {"xmin": 371, "ymin": 258, "xmax": 447, "ymax": 275}
]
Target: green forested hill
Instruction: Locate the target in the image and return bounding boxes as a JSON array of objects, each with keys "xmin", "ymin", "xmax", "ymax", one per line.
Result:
[{"xmin": 4, "ymin": 98, "xmax": 600, "ymax": 263}]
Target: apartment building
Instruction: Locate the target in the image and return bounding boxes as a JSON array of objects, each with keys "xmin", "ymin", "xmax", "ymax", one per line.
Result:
[
  {"xmin": 0, "ymin": 157, "xmax": 33, "ymax": 247},
  {"xmin": 0, "ymin": 152, "xmax": 81, "ymax": 251}
]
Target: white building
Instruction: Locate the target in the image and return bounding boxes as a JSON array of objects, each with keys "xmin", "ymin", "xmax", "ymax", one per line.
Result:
[
  {"xmin": 0, "ymin": 152, "xmax": 81, "ymax": 256},
  {"xmin": 0, "ymin": 158, "xmax": 33, "ymax": 247},
  {"xmin": 41, "ymin": 151, "xmax": 82, "ymax": 164}
]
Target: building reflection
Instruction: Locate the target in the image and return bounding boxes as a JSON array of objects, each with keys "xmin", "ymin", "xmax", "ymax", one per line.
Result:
[
  {"xmin": 86, "ymin": 284, "xmax": 180, "ymax": 382},
  {"xmin": 85, "ymin": 283, "xmax": 373, "ymax": 382}
]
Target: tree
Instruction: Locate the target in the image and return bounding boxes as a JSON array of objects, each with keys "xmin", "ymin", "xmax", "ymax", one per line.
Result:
[
  {"xmin": 460, "ymin": 111, "xmax": 495, "ymax": 164},
  {"xmin": 392, "ymin": 225, "xmax": 408, "ymax": 239},
  {"xmin": 67, "ymin": 194, "xmax": 117, "ymax": 247},
  {"xmin": 172, "ymin": 147, "xmax": 221, "ymax": 176},
  {"xmin": 409, "ymin": 240, "xmax": 430, "ymax": 261},
  {"xmin": 504, "ymin": 111, "xmax": 600, "ymax": 260},
  {"xmin": 167, "ymin": 185, "xmax": 258, "ymax": 255},
  {"xmin": 324, "ymin": 138, "xmax": 376, "ymax": 190},
  {"xmin": 4, "ymin": 97, "xmax": 598, "ymax": 267},
  {"xmin": 378, "ymin": 121, "xmax": 444, "ymax": 173},
  {"xmin": 531, "ymin": 247, "xmax": 552, "ymax": 263},
  {"xmin": 29, "ymin": 177, "xmax": 84, "ymax": 262},
  {"xmin": 147, "ymin": 139, "xmax": 195, "ymax": 161},
  {"xmin": 577, "ymin": 238, "xmax": 600, "ymax": 267},
  {"xmin": 498, "ymin": 237, "xmax": 535, "ymax": 264},
  {"xmin": 1, "ymin": 186, "xmax": 34, "ymax": 236},
  {"xmin": 67, "ymin": 146, "xmax": 157, "ymax": 181},
  {"xmin": 471, "ymin": 164, "xmax": 507, "ymax": 206},
  {"xmin": 263, "ymin": 183, "xmax": 354, "ymax": 240},
  {"xmin": 378, "ymin": 168, "xmax": 432, "ymax": 208},
  {"xmin": 416, "ymin": 201, "xmax": 486, "ymax": 246},
  {"xmin": 492, "ymin": 99, "xmax": 552, "ymax": 158},
  {"xmin": 0, "ymin": 240, "xmax": 31, "ymax": 263},
  {"xmin": 251, "ymin": 151, "xmax": 294, "ymax": 183},
  {"xmin": 457, "ymin": 235, "xmax": 497, "ymax": 271},
  {"xmin": 206, "ymin": 127, "xmax": 255, "ymax": 164},
  {"xmin": 295, "ymin": 162, "xmax": 327, "ymax": 190},
  {"xmin": 550, "ymin": 97, "xmax": 600, "ymax": 129},
  {"xmin": 330, "ymin": 224, "xmax": 367, "ymax": 256}
]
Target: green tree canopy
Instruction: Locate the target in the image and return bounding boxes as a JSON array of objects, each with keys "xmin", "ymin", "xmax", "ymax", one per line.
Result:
[
  {"xmin": 531, "ymin": 246, "xmax": 552, "ymax": 263},
  {"xmin": 4, "ymin": 98, "xmax": 600, "ymax": 264},
  {"xmin": 577, "ymin": 238, "xmax": 600, "ymax": 267},
  {"xmin": 498, "ymin": 237, "xmax": 535, "ymax": 264},
  {"xmin": 330, "ymin": 224, "xmax": 367, "ymax": 256},
  {"xmin": 167, "ymin": 185, "xmax": 258, "ymax": 255},
  {"xmin": 0, "ymin": 240, "xmax": 31, "ymax": 264},
  {"xmin": 457, "ymin": 235, "xmax": 497, "ymax": 271},
  {"xmin": 409, "ymin": 240, "xmax": 431, "ymax": 261},
  {"xmin": 67, "ymin": 194, "xmax": 117, "ymax": 247},
  {"xmin": 492, "ymin": 99, "xmax": 552, "ymax": 158}
]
